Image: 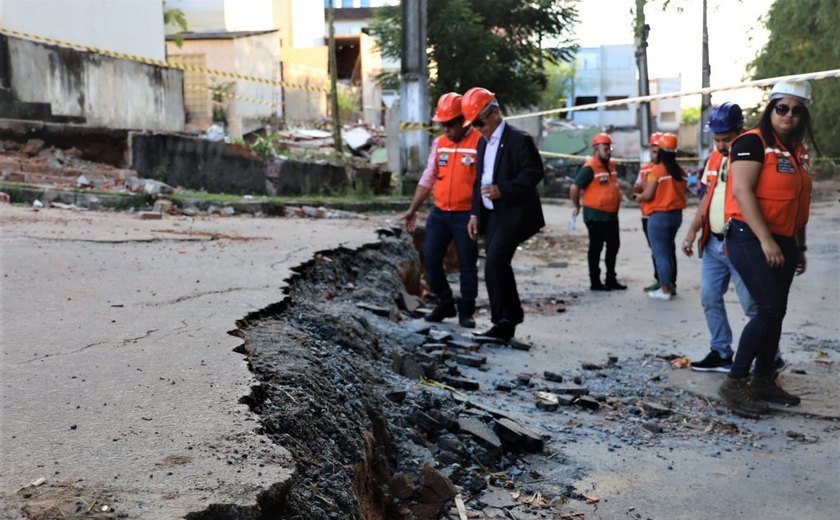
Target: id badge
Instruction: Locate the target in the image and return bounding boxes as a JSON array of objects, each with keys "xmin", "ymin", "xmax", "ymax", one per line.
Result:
[
  {"xmin": 776, "ymin": 157, "xmax": 795, "ymax": 173},
  {"xmin": 461, "ymin": 155, "xmax": 474, "ymax": 166},
  {"xmin": 438, "ymin": 153, "xmax": 449, "ymax": 167}
]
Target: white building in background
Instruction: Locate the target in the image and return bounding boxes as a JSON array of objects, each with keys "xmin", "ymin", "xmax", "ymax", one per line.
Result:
[
  {"xmin": 570, "ymin": 44, "xmax": 637, "ymax": 129},
  {"xmin": 0, "ymin": 0, "xmax": 166, "ymax": 60}
]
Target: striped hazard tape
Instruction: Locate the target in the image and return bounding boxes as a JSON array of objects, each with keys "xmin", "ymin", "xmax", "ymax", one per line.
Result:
[
  {"xmin": 399, "ymin": 121, "xmax": 436, "ymax": 132},
  {"xmin": 0, "ymin": 27, "xmax": 330, "ymax": 93},
  {"xmin": 188, "ymin": 85, "xmax": 283, "ymax": 109},
  {"xmin": 508, "ymin": 68, "xmax": 840, "ymax": 121}
]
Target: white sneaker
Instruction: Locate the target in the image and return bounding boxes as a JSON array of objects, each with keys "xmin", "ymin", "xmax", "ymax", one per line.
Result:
[{"xmin": 647, "ymin": 288, "xmax": 673, "ymax": 301}]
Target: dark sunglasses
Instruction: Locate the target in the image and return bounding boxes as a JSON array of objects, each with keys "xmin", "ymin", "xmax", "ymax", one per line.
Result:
[
  {"xmin": 774, "ymin": 103, "xmax": 805, "ymax": 117},
  {"xmin": 471, "ymin": 105, "xmax": 496, "ymax": 128}
]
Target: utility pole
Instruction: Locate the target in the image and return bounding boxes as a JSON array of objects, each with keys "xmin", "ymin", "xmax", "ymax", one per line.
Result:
[
  {"xmin": 698, "ymin": 0, "xmax": 711, "ymax": 163},
  {"xmin": 400, "ymin": 0, "xmax": 429, "ymax": 195},
  {"xmin": 327, "ymin": 0, "xmax": 343, "ymax": 156},
  {"xmin": 634, "ymin": 0, "xmax": 652, "ymax": 162}
]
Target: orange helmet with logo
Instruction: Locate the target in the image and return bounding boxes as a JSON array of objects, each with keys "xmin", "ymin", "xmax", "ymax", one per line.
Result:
[
  {"xmin": 592, "ymin": 133, "xmax": 612, "ymax": 147},
  {"xmin": 649, "ymin": 132, "xmax": 664, "ymax": 146},
  {"xmin": 432, "ymin": 92, "xmax": 463, "ymax": 123},
  {"xmin": 461, "ymin": 87, "xmax": 496, "ymax": 127},
  {"xmin": 656, "ymin": 132, "xmax": 678, "ymax": 152}
]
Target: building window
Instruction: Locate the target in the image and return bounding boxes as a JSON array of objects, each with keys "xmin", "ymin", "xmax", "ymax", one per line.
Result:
[
  {"xmin": 360, "ymin": 0, "xmax": 371, "ymax": 6},
  {"xmin": 605, "ymin": 95, "xmax": 629, "ymax": 111},
  {"xmin": 660, "ymin": 111, "xmax": 677, "ymax": 123},
  {"xmin": 342, "ymin": 0, "xmax": 353, "ymax": 7},
  {"xmin": 574, "ymin": 96, "xmax": 598, "ymax": 111}
]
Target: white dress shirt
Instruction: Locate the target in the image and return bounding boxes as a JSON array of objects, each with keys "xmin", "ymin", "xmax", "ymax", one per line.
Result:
[{"xmin": 481, "ymin": 121, "xmax": 506, "ymax": 210}]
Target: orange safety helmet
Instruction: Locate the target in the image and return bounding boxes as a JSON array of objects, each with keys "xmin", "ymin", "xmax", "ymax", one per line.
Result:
[
  {"xmin": 592, "ymin": 133, "xmax": 612, "ymax": 147},
  {"xmin": 461, "ymin": 87, "xmax": 496, "ymax": 127},
  {"xmin": 432, "ymin": 92, "xmax": 463, "ymax": 123},
  {"xmin": 656, "ymin": 132, "xmax": 678, "ymax": 152},
  {"xmin": 648, "ymin": 132, "xmax": 663, "ymax": 146}
]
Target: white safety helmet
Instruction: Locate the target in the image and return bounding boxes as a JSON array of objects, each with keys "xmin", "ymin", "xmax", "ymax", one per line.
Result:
[{"xmin": 769, "ymin": 80, "xmax": 812, "ymax": 106}]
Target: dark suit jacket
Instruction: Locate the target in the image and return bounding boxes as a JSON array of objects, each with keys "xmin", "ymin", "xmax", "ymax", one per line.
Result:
[{"xmin": 471, "ymin": 122, "xmax": 545, "ymax": 244}]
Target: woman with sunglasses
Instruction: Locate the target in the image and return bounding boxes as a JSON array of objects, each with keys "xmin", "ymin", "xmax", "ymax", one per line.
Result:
[{"xmin": 717, "ymin": 80, "xmax": 817, "ymax": 417}]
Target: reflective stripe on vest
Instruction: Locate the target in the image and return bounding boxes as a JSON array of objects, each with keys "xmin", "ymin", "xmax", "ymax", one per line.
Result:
[
  {"xmin": 433, "ymin": 127, "xmax": 482, "ymax": 211},
  {"xmin": 724, "ymin": 128, "xmax": 812, "ymax": 237},
  {"xmin": 581, "ymin": 157, "xmax": 621, "ymax": 213},
  {"xmin": 698, "ymin": 148, "xmax": 724, "ymax": 252},
  {"xmin": 644, "ymin": 162, "xmax": 687, "ymax": 215}
]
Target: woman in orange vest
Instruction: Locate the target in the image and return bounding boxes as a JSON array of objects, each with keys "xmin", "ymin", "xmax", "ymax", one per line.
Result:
[
  {"xmin": 717, "ymin": 81, "xmax": 817, "ymax": 417},
  {"xmin": 634, "ymin": 132, "xmax": 667, "ymax": 291},
  {"xmin": 633, "ymin": 132, "xmax": 687, "ymax": 301}
]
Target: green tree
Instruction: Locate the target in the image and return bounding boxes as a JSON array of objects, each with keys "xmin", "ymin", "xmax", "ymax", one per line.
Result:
[
  {"xmin": 163, "ymin": 1, "xmax": 189, "ymax": 48},
  {"xmin": 370, "ymin": 0, "xmax": 578, "ymax": 112},
  {"xmin": 749, "ymin": 0, "xmax": 840, "ymax": 156}
]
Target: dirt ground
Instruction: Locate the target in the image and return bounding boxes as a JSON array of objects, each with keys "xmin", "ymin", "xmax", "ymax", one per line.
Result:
[{"xmin": 1, "ymin": 185, "xmax": 838, "ymax": 519}]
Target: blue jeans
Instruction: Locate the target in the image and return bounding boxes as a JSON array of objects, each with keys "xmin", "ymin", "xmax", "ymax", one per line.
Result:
[
  {"xmin": 423, "ymin": 207, "xmax": 478, "ymax": 303},
  {"xmin": 726, "ymin": 220, "xmax": 797, "ymax": 378},
  {"xmin": 701, "ymin": 235, "xmax": 757, "ymax": 358},
  {"xmin": 648, "ymin": 210, "xmax": 682, "ymax": 288}
]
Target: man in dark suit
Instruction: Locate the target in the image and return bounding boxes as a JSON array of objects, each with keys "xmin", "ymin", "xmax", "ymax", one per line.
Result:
[{"xmin": 463, "ymin": 87, "xmax": 545, "ymax": 341}]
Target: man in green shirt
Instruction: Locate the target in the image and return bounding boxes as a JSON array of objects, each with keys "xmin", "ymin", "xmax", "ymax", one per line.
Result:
[{"xmin": 570, "ymin": 133, "xmax": 627, "ymax": 291}]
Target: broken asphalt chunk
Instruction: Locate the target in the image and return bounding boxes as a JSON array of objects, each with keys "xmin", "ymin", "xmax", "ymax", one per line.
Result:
[
  {"xmin": 439, "ymin": 375, "xmax": 479, "ymax": 391},
  {"xmin": 543, "ymin": 371, "xmax": 564, "ymax": 383},
  {"xmin": 457, "ymin": 417, "xmax": 502, "ymax": 452},
  {"xmin": 493, "ymin": 418, "xmax": 544, "ymax": 452},
  {"xmin": 574, "ymin": 395, "xmax": 601, "ymax": 411},
  {"xmin": 640, "ymin": 401, "xmax": 671, "ymax": 417},
  {"xmin": 356, "ymin": 302, "xmax": 392, "ymax": 317},
  {"xmin": 454, "ymin": 353, "xmax": 486, "ymax": 367}
]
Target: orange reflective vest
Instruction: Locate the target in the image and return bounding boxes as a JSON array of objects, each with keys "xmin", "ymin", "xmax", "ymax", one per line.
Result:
[
  {"xmin": 644, "ymin": 163, "xmax": 687, "ymax": 216},
  {"xmin": 698, "ymin": 148, "xmax": 724, "ymax": 252},
  {"xmin": 581, "ymin": 157, "xmax": 621, "ymax": 213},
  {"xmin": 638, "ymin": 161, "xmax": 655, "ymax": 216},
  {"xmin": 433, "ymin": 128, "xmax": 481, "ymax": 211},
  {"xmin": 724, "ymin": 128, "xmax": 812, "ymax": 237}
]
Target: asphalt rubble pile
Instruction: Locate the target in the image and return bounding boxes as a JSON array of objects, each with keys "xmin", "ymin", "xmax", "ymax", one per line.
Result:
[{"xmin": 215, "ymin": 229, "xmax": 775, "ymax": 520}]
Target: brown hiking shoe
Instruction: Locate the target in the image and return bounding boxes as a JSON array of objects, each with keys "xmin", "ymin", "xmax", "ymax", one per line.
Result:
[
  {"xmin": 751, "ymin": 376, "xmax": 801, "ymax": 406},
  {"xmin": 718, "ymin": 377, "xmax": 769, "ymax": 417}
]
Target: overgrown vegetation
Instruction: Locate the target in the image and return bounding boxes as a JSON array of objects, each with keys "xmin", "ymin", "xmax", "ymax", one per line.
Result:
[
  {"xmin": 749, "ymin": 0, "xmax": 840, "ymax": 157},
  {"xmin": 681, "ymin": 106, "xmax": 700, "ymax": 125},
  {"xmin": 163, "ymin": 1, "xmax": 188, "ymax": 47}
]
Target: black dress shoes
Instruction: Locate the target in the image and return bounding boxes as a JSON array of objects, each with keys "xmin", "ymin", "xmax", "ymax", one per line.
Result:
[
  {"xmin": 425, "ymin": 300, "xmax": 456, "ymax": 322},
  {"xmin": 605, "ymin": 281, "xmax": 627, "ymax": 290},
  {"xmin": 478, "ymin": 323, "xmax": 515, "ymax": 341}
]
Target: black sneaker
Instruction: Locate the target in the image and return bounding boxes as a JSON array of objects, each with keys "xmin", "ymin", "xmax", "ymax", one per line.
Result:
[
  {"xmin": 590, "ymin": 283, "xmax": 609, "ymax": 291},
  {"xmin": 691, "ymin": 350, "xmax": 733, "ymax": 373},
  {"xmin": 424, "ymin": 300, "xmax": 456, "ymax": 322},
  {"xmin": 605, "ymin": 281, "xmax": 627, "ymax": 290}
]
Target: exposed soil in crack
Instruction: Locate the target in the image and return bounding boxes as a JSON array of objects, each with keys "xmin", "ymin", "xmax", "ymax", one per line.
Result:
[{"xmin": 188, "ymin": 222, "xmax": 839, "ymax": 520}]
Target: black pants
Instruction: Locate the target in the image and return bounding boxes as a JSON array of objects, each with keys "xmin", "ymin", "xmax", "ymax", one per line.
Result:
[
  {"xmin": 727, "ymin": 220, "xmax": 797, "ymax": 378},
  {"xmin": 585, "ymin": 220, "xmax": 620, "ymax": 286},
  {"xmin": 484, "ymin": 211, "xmax": 523, "ymax": 326}
]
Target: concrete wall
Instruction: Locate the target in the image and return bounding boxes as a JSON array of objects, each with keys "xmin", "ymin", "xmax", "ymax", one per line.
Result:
[
  {"xmin": 359, "ymin": 33, "xmax": 382, "ymax": 125},
  {"xmin": 280, "ymin": 46, "xmax": 329, "ymax": 123},
  {"xmin": 233, "ymin": 32, "xmax": 283, "ymax": 135},
  {"xmin": 0, "ymin": 0, "xmax": 166, "ymax": 60},
  {"xmin": 131, "ymin": 133, "xmax": 268, "ymax": 195},
  {"xmin": 167, "ymin": 32, "xmax": 282, "ymax": 138},
  {"xmin": 7, "ymin": 36, "xmax": 184, "ymax": 132}
]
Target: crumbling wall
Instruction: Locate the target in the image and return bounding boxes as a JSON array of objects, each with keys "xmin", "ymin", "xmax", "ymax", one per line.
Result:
[
  {"xmin": 131, "ymin": 133, "xmax": 267, "ymax": 195},
  {"xmin": 5, "ymin": 35, "xmax": 184, "ymax": 131}
]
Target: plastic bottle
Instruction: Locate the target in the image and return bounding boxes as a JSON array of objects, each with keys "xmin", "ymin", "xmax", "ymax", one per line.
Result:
[{"xmin": 567, "ymin": 214, "xmax": 577, "ymax": 231}]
